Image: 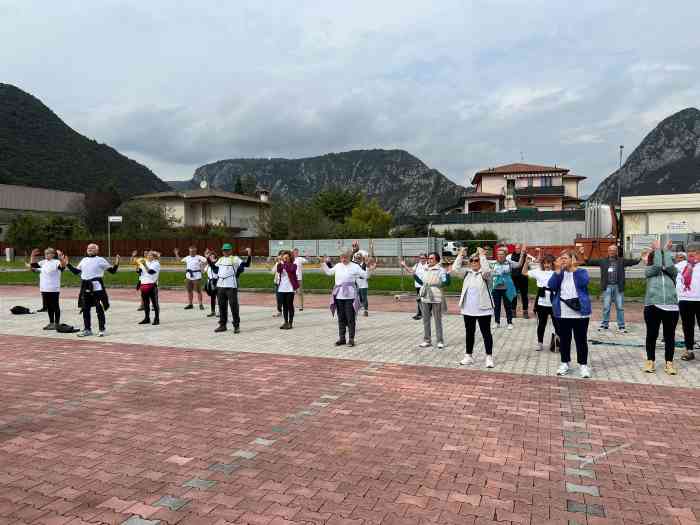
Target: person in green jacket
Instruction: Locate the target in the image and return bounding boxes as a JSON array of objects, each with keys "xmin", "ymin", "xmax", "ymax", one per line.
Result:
[{"xmin": 643, "ymin": 240, "xmax": 679, "ymax": 375}]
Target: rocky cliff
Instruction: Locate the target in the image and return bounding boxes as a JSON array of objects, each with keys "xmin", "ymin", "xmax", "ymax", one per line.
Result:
[
  {"xmin": 591, "ymin": 107, "xmax": 700, "ymax": 201},
  {"xmin": 171, "ymin": 149, "xmax": 466, "ymax": 216}
]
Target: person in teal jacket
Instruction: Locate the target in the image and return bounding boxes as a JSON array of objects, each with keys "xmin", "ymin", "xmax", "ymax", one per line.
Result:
[{"xmin": 643, "ymin": 240, "xmax": 679, "ymax": 375}]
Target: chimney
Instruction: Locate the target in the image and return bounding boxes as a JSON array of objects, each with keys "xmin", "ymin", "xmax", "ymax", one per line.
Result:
[{"xmin": 256, "ymin": 188, "xmax": 270, "ymax": 202}]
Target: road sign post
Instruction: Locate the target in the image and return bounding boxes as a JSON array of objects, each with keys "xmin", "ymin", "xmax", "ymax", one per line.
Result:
[{"xmin": 107, "ymin": 216, "xmax": 123, "ymax": 258}]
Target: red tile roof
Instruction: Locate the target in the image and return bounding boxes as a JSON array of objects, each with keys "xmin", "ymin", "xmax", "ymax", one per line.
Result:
[{"xmin": 472, "ymin": 162, "xmax": 569, "ymax": 184}]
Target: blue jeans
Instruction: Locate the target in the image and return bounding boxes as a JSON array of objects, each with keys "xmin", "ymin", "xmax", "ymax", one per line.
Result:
[{"xmin": 601, "ymin": 284, "xmax": 625, "ymax": 328}]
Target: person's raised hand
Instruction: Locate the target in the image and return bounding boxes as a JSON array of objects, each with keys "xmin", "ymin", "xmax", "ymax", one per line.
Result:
[
  {"xmin": 665, "ymin": 239, "xmax": 673, "ymax": 250},
  {"xmin": 651, "ymin": 239, "xmax": 660, "ymax": 250}
]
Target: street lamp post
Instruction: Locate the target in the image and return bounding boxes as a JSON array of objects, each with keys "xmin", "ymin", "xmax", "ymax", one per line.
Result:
[
  {"xmin": 617, "ymin": 145, "xmax": 624, "ymax": 206},
  {"xmin": 617, "ymin": 145, "xmax": 624, "ymax": 254}
]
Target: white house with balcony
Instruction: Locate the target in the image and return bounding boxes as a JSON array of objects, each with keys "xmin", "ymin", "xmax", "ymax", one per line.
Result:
[{"xmin": 131, "ymin": 188, "xmax": 271, "ymax": 236}]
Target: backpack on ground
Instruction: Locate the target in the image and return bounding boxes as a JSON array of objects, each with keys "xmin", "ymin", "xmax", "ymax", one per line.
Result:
[
  {"xmin": 10, "ymin": 306, "xmax": 32, "ymax": 315},
  {"xmin": 56, "ymin": 323, "xmax": 80, "ymax": 333}
]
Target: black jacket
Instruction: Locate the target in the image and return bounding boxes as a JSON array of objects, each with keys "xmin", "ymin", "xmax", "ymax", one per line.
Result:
[{"xmin": 587, "ymin": 256, "xmax": 639, "ymax": 291}]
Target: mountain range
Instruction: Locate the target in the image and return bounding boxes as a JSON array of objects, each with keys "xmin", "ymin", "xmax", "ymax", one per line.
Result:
[
  {"xmin": 591, "ymin": 107, "xmax": 700, "ymax": 201},
  {"xmin": 0, "ymin": 83, "xmax": 169, "ymax": 196}
]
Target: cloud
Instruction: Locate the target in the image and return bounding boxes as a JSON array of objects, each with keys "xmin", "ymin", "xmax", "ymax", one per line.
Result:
[{"xmin": 1, "ymin": 0, "xmax": 700, "ymax": 195}]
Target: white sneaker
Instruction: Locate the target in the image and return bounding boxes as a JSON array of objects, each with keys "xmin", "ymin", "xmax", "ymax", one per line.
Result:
[
  {"xmin": 77, "ymin": 330, "xmax": 93, "ymax": 337},
  {"xmin": 419, "ymin": 342, "xmax": 432, "ymax": 348},
  {"xmin": 485, "ymin": 356, "xmax": 495, "ymax": 368},
  {"xmin": 536, "ymin": 343, "xmax": 543, "ymax": 352},
  {"xmin": 460, "ymin": 355, "xmax": 474, "ymax": 366},
  {"xmin": 580, "ymin": 365, "xmax": 591, "ymax": 378},
  {"xmin": 506, "ymin": 324, "xmax": 513, "ymax": 330},
  {"xmin": 437, "ymin": 342, "xmax": 445, "ymax": 349},
  {"xmin": 618, "ymin": 327, "xmax": 628, "ymax": 334},
  {"xmin": 492, "ymin": 322, "xmax": 501, "ymax": 329},
  {"xmin": 557, "ymin": 363, "xmax": 569, "ymax": 376},
  {"xmin": 98, "ymin": 330, "xmax": 106, "ymax": 337}
]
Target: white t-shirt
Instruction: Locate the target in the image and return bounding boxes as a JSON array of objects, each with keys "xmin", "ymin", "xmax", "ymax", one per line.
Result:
[
  {"xmin": 559, "ymin": 271, "xmax": 585, "ymax": 319},
  {"xmin": 323, "ymin": 262, "xmax": 367, "ymax": 300},
  {"xmin": 413, "ymin": 262, "xmax": 426, "ymax": 289},
  {"xmin": 182, "ymin": 255, "xmax": 206, "ymax": 280},
  {"xmin": 356, "ymin": 264, "xmax": 369, "ymax": 290},
  {"xmin": 77, "ymin": 256, "xmax": 113, "ymax": 292},
  {"xmin": 460, "ymin": 285, "xmax": 493, "ymax": 316},
  {"xmin": 676, "ymin": 261, "xmax": 700, "ymax": 301},
  {"xmin": 38, "ymin": 259, "xmax": 62, "ymax": 293},
  {"xmin": 278, "ymin": 265, "xmax": 294, "ymax": 293},
  {"xmin": 295, "ymin": 256, "xmax": 307, "ymax": 281},
  {"xmin": 215, "ymin": 256, "xmax": 242, "ymax": 288},
  {"xmin": 529, "ymin": 269, "xmax": 554, "ymax": 308},
  {"xmin": 139, "ymin": 260, "xmax": 160, "ymax": 285}
]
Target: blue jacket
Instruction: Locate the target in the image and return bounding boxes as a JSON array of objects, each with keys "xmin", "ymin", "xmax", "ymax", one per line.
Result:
[{"xmin": 548, "ymin": 268, "xmax": 592, "ymax": 317}]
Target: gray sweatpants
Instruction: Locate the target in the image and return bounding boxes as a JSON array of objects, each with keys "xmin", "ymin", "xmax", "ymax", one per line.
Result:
[{"xmin": 421, "ymin": 302, "xmax": 444, "ymax": 344}]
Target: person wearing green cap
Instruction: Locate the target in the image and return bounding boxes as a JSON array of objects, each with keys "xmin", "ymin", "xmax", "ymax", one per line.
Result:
[{"xmin": 208, "ymin": 244, "xmax": 251, "ymax": 333}]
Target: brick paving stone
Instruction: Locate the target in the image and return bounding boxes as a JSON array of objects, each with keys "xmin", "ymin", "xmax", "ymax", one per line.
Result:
[
  {"xmin": 153, "ymin": 496, "xmax": 189, "ymax": 511},
  {"xmin": 121, "ymin": 517, "xmax": 161, "ymax": 525},
  {"xmin": 182, "ymin": 478, "xmax": 217, "ymax": 490}
]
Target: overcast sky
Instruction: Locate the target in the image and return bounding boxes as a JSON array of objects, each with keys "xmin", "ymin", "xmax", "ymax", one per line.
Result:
[{"xmin": 2, "ymin": 1, "xmax": 699, "ymax": 192}]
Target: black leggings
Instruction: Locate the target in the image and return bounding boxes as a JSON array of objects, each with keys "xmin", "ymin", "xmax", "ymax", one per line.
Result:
[
  {"xmin": 679, "ymin": 301, "xmax": 700, "ymax": 350},
  {"xmin": 335, "ymin": 298, "xmax": 356, "ymax": 341},
  {"xmin": 535, "ymin": 305, "xmax": 558, "ymax": 343},
  {"xmin": 42, "ymin": 292, "xmax": 60, "ymax": 324},
  {"xmin": 557, "ymin": 317, "xmax": 589, "ymax": 365},
  {"xmin": 492, "ymin": 288, "xmax": 513, "ymax": 324},
  {"xmin": 644, "ymin": 305, "xmax": 679, "ymax": 361},
  {"xmin": 463, "ymin": 315, "xmax": 493, "ymax": 355},
  {"xmin": 279, "ymin": 292, "xmax": 295, "ymax": 324},
  {"xmin": 274, "ymin": 284, "xmax": 282, "ymax": 313},
  {"xmin": 82, "ymin": 292, "xmax": 106, "ymax": 332},
  {"xmin": 141, "ymin": 285, "xmax": 160, "ymax": 320},
  {"xmin": 511, "ymin": 275, "xmax": 529, "ymax": 313}
]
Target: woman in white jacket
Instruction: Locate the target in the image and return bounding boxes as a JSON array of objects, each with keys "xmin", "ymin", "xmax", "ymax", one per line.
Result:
[
  {"xmin": 452, "ymin": 247, "xmax": 495, "ymax": 368},
  {"xmin": 677, "ymin": 242, "xmax": 700, "ymax": 361}
]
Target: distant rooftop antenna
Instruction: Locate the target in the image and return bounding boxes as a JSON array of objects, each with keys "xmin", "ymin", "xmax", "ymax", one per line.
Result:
[{"xmin": 520, "ymin": 151, "xmax": 524, "ymax": 161}]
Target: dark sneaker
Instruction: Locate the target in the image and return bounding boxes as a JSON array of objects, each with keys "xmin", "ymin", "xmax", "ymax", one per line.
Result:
[
  {"xmin": 199, "ymin": 304, "xmax": 205, "ymax": 310},
  {"xmin": 348, "ymin": 340, "xmax": 355, "ymax": 347},
  {"xmin": 207, "ymin": 312, "xmax": 217, "ymax": 317},
  {"xmin": 335, "ymin": 340, "xmax": 347, "ymax": 346},
  {"xmin": 233, "ymin": 326, "xmax": 240, "ymax": 334},
  {"xmin": 138, "ymin": 318, "xmax": 150, "ymax": 324},
  {"xmin": 152, "ymin": 319, "xmax": 160, "ymax": 326},
  {"xmin": 184, "ymin": 304, "xmax": 194, "ymax": 310},
  {"xmin": 214, "ymin": 325, "xmax": 227, "ymax": 333}
]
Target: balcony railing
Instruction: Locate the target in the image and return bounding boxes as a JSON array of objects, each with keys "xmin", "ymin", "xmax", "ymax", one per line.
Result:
[{"xmin": 515, "ymin": 185, "xmax": 565, "ymax": 197}]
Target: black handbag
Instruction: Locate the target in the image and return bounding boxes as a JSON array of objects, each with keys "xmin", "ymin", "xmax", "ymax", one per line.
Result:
[{"xmin": 561, "ymin": 297, "xmax": 582, "ymax": 311}]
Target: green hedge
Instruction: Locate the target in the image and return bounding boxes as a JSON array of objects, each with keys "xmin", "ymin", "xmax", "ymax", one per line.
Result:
[{"xmin": 0, "ymin": 269, "xmax": 648, "ymax": 297}]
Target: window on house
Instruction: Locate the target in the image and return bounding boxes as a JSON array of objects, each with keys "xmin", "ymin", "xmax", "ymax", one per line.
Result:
[
  {"xmin": 528, "ymin": 178, "xmax": 534, "ymax": 187},
  {"xmin": 541, "ymin": 177, "xmax": 552, "ymax": 187}
]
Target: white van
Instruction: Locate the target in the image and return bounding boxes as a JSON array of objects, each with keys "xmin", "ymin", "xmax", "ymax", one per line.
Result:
[{"xmin": 442, "ymin": 241, "xmax": 461, "ymax": 256}]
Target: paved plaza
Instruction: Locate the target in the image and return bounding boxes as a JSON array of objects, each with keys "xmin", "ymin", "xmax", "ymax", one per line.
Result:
[{"xmin": 1, "ymin": 288, "xmax": 700, "ymax": 524}]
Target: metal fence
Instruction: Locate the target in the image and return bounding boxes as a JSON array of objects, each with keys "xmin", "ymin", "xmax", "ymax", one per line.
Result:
[
  {"xmin": 627, "ymin": 232, "xmax": 700, "ymax": 256},
  {"xmin": 269, "ymin": 237, "xmax": 445, "ymax": 257}
]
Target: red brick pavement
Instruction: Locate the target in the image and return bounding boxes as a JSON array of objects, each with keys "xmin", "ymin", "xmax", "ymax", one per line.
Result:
[
  {"xmin": 1, "ymin": 285, "xmax": 645, "ymax": 323},
  {"xmin": 2, "ymin": 335, "xmax": 700, "ymax": 524}
]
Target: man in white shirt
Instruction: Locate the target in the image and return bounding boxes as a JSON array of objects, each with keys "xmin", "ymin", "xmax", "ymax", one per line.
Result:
[
  {"xmin": 209, "ymin": 244, "xmax": 252, "ymax": 333},
  {"xmin": 64, "ymin": 243, "xmax": 120, "ymax": 337},
  {"xmin": 174, "ymin": 246, "xmax": 207, "ymax": 310},
  {"xmin": 411, "ymin": 254, "xmax": 427, "ymax": 320},
  {"xmin": 292, "ymin": 248, "xmax": 308, "ymax": 311}
]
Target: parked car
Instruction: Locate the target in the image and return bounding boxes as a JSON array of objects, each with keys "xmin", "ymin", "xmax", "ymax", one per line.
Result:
[{"xmin": 442, "ymin": 241, "xmax": 462, "ymax": 256}]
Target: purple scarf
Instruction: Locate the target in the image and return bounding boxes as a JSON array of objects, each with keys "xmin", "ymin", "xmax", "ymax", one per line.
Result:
[{"xmin": 329, "ymin": 282, "xmax": 361, "ymax": 316}]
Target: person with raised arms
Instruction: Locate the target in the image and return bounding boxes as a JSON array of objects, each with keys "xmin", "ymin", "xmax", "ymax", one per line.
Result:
[
  {"xmin": 522, "ymin": 250, "xmax": 559, "ymax": 352},
  {"xmin": 28, "ymin": 247, "xmax": 66, "ymax": 330},
  {"xmin": 676, "ymin": 242, "xmax": 700, "ymax": 362},
  {"xmin": 63, "ymin": 244, "xmax": 119, "ymax": 337},
  {"xmin": 174, "ymin": 245, "xmax": 207, "ymax": 310},
  {"xmin": 490, "ymin": 246, "xmax": 526, "ymax": 330},
  {"xmin": 209, "ymin": 244, "xmax": 251, "ymax": 333},
  {"xmin": 292, "ymin": 248, "xmax": 308, "ymax": 311},
  {"xmin": 204, "ymin": 248, "xmax": 219, "ymax": 318},
  {"xmin": 276, "ymin": 250, "xmax": 300, "ymax": 329},
  {"xmin": 322, "ymin": 249, "xmax": 373, "ymax": 347},
  {"xmin": 136, "ymin": 251, "xmax": 161, "ymax": 326}
]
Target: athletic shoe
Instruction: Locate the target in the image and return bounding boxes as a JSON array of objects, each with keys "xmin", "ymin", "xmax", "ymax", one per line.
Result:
[
  {"xmin": 557, "ymin": 363, "xmax": 569, "ymax": 376},
  {"xmin": 437, "ymin": 342, "xmax": 445, "ymax": 349},
  {"xmin": 199, "ymin": 304, "xmax": 205, "ymax": 310},
  {"xmin": 138, "ymin": 318, "xmax": 150, "ymax": 325},
  {"xmin": 598, "ymin": 325, "xmax": 608, "ymax": 331},
  {"xmin": 412, "ymin": 314, "xmax": 422, "ymax": 320},
  {"xmin": 272, "ymin": 312, "xmax": 281, "ymax": 318},
  {"xmin": 184, "ymin": 304, "xmax": 194, "ymax": 310},
  {"xmin": 580, "ymin": 365, "xmax": 591, "ymax": 378},
  {"xmin": 299, "ymin": 307, "xmax": 304, "ymax": 311},
  {"xmin": 348, "ymin": 340, "xmax": 355, "ymax": 347},
  {"xmin": 618, "ymin": 326, "xmax": 628, "ymax": 334},
  {"xmin": 643, "ymin": 360, "xmax": 655, "ymax": 373},
  {"xmin": 681, "ymin": 351, "xmax": 695, "ymax": 361},
  {"xmin": 152, "ymin": 319, "xmax": 159, "ymax": 326},
  {"xmin": 485, "ymin": 356, "xmax": 495, "ymax": 368},
  {"xmin": 207, "ymin": 312, "xmax": 217, "ymax": 317},
  {"xmin": 43, "ymin": 323, "xmax": 56, "ymax": 330},
  {"xmin": 335, "ymin": 340, "xmax": 347, "ymax": 346},
  {"xmin": 460, "ymin": 354, "xmax": 474, "ymax": 366},
  {"xmin": 419, "ymin": 342, "xmax": 432, "ymax": 348},
  {"xmin": 214, "ymin": 325, "xmax": 227, "ymax": 333},
  {"xmin": 137, "ymin": 306, "xmax": 144, "ymax": 311},
  {"xmin": 233, "ymin": 326, "xmax": 240, "ymax": 334},
  {"xmin": 280, "ymin": 322, "xmax": 289, "ymax": 330},
  {"xmin": 536, "ymin": 343, "xmax": 543, "ymax": 352},
  {"xmin": 363, "ymin": 310, "xmax": 368, "ymax": 317},
  {"xmin": 664, "ymin": 362, "xmax": 677, "ymax": 375},
  {"xmin": 77, "ymin": 330, "xmax": 93, "ymax": 337},
  {"xmin": 507, "ymin": 324, "xmax": 513, "ymax": 330},
  {"xmin": 98, "ymin": 330, "xmax": 106, "ymax": 337},
  {"xmin": 36, "ymin": 307, "xmax": 47, "ymax": 313}
]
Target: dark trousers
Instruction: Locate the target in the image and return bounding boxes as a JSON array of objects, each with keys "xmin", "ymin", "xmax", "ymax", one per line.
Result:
[
  {"xmin": 358, "ymin": 288, "xmax": 368, "ymax": 311},
  {"xmin": 679, "ymin": 301, "xmax": 700, "ymax": 350},
  {"xmin": 463, "ymin": 315, "xmax": 493, "ymax": 355},
  {"xmin": 335, "ymin": 298, "xmax": 356, "ymax": 341},
  {"xmin": 82, "ymin": 291, "xmax": 106, "ymax": 332},
  {"xmin": 644, "ymin": 305, "xmax": 679, "ymax": 361},
  {"xmin": 217, "ymin": 288, "xmax": 240, "ymax": 327},
  {"xmin": 511, "ymin": 275, "xmax": 529, "ymax": 313},
  {"xmin": 274, "ymin": 284, "xmax": 282, "ymax": 313},
  {"xmin": 492, "ymin": 288, "xmax": 513, "ymax": 324},
  {"xmin": 210, "ymin": 292, "xmax": 217, "ymax": 313},
  {"xmin": 206, "ymin": 281, "xmax": 217, "ymax": 312},
  {"xmin": 141, "ymin": 286, "xmax": 160, "ymax": 321},
  {"xmin": 535, "ymin": 305, "xmax": 558, "ymax": 343},
  {"xmin": 279, "ymin": 292, "xmax": 295, "ymax": 324},
  {"xmin": 415, "ymin": 288, "xmax": 422, "ymax": 316},
  {"xmin": 557, "ymin": 317, "xmax": 589, "ymax": 365},
  {"xmin": 41, "ymin": 292, "xmax": 60, "ymax": 324}
]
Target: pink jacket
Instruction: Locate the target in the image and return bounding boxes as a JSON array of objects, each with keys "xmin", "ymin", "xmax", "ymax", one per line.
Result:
[{"xmin": 276, "ymin": 262, "xmax": 300, "ymax": 290}]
